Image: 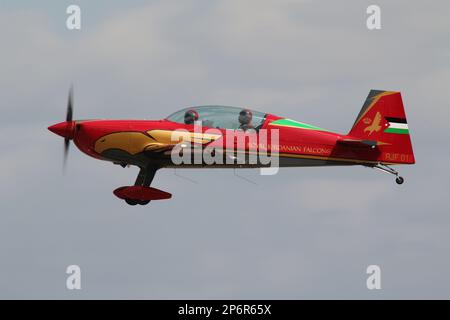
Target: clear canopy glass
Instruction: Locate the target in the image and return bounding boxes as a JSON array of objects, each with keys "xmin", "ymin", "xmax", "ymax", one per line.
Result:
[{"xmin": 166, "ymin": 105, "xmax": 266, "ymax": 130}]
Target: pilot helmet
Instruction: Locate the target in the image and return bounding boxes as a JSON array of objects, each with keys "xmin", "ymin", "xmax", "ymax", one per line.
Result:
[
  {"xmin": 184, "ymin": 109, "xmax": 199, "ymax": 124},
  {"xmin": 239, "ymin": 108, "xmax": 253, "ymax": 124}
]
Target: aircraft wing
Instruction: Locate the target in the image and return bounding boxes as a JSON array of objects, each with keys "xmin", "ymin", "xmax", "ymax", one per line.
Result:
[{"xmin": 144, "ymin": 143, "xmax": 174, "ymax": 153}]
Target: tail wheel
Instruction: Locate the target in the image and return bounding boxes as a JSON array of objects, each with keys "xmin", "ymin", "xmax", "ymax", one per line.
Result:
[
  {"xmin": 395, "ymin": 176, "xmax": 404, "ymax": 185},
  {"xmin": 372, "ymin": 164, "xmax": 405, "ymax": 185}
]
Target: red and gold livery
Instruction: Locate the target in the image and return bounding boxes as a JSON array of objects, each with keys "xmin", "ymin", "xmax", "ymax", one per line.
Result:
[{"xmin": 49, "ymin": 89, "xmax": 415, "ymax": 205}]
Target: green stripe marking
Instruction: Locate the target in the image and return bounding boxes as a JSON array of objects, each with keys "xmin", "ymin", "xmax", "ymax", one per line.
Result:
[
  {"xmin": 384, "ymin": 128, "xmax": 409, "ymax": 134},
  {"xmin": 270, "ymin": 119, "xmax": 328, "ymax": 131}
]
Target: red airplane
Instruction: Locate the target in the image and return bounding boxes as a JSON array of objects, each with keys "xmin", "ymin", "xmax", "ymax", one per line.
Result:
[{"xmin": 48, "ymin": 89, "xmax": 415, "ymax": 205}]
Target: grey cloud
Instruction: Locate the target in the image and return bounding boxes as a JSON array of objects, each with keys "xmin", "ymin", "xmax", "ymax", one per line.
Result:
[{"xmin": 0, "ymin": 0, "xmax": 449, "ymax": 299}]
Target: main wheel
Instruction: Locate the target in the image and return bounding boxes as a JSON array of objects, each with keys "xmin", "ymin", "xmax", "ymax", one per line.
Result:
[
  {"xmin": 125, "ymin": 198, "xmax": 138, "ymax": 206},
  {"xmin": 138, "ymin": 200, "xmax": 151, "ymax": 205},
  {"xmin": 395, "ymin": 176, "xmax": 404, "ymax": 185}
]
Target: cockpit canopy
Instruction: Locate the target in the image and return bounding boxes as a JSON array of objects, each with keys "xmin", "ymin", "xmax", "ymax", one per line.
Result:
[{"xmin": 166, "ymin": 105, "xmax": 266, "ymax": 130}]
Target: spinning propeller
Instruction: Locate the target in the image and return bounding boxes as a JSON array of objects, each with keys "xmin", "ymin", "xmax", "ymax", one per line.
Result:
[
  {"xmin": 64, "ymin": 87, "xmax": 74, "ymax": 168},
  {"xmin": 48, "ymin": 86, "xmax": 76, "ymax": 171}
]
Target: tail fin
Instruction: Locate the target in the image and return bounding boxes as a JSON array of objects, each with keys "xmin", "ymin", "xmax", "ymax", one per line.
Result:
[{"xmin": 348, "ymin": 90, "xmax": 415, "ymax": 164}]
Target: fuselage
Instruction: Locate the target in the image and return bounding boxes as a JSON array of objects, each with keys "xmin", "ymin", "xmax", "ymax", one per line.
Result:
[{"xmin": 49, "ymin": 113, "xmax": 386, "ymax": 170}]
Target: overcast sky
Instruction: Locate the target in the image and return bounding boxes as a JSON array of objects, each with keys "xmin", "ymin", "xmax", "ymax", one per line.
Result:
[{"xmin": 0, "ymin": 0, "xmax": 449, "ymax": 299}]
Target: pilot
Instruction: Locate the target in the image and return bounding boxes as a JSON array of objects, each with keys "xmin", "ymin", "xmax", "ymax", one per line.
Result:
[
  {"xmin": 184, "ymin": 109, "xmax": 199, "ymax": 125},
  {"xmin": 238, "ymin": 108, "xmax": 255, "ymax": 131}
]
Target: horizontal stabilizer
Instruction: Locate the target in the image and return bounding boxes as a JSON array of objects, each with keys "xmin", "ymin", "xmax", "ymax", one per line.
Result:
[{"xmin": 336, "ymin": 138, "xmax": 378, "ymax": 148}]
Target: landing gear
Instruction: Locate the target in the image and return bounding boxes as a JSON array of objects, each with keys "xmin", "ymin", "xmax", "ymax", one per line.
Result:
[
  {"xmin": 372, "ymin": 163, "xmax": 405, "ymax": 185},
  {"xmin": 125, "ymin": 198, "xmax": 138, "ymax": 206},
  {"xmin": 114, "ymin": 164, "xmax": 170, "ymax": 205},
  {"xmin": 124, "ymin": 165, "xmax": 158, "ymax": 206},
  {"xmin": 125, "ymin": 199, "xmax": 150, "ymax": 205}
]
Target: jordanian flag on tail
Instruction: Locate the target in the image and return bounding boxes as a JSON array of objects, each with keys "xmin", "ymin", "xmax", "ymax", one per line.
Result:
[{"xmin": 384, "ymin": 117, "xmax": 409, "ymax": 134}]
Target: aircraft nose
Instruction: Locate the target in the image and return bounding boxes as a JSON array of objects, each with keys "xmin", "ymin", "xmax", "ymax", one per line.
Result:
[{"xmin": 48, "ymin": 121, "xmax": 75, "ymax": 139}]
